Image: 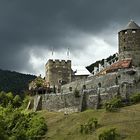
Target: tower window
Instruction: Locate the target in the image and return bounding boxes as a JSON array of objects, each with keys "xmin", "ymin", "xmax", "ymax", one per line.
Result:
[{"xmin": 132, "ymin": 30, "xmax": 136, "ymax": 33}]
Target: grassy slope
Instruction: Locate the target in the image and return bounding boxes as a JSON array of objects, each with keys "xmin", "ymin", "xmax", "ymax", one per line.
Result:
[{"xmin": 40, "ymin": 104, "xmax": 140, "ymax": 140}]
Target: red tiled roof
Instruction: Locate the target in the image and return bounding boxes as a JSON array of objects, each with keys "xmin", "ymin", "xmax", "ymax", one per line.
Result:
[{"xmin": 106, "ymin": 58, "xmax": 132, "ymax": 73}]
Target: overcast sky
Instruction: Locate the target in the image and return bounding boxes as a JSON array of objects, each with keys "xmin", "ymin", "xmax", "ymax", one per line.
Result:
[{"xmin": 0, "ymin": 0, "xmax": 140, "ymax": 76}]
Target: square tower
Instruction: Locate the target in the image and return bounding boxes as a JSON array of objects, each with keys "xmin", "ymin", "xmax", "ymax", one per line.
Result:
[{"xmin": 45, "ymin": 59, "xmax": 72, "ymax": 90}]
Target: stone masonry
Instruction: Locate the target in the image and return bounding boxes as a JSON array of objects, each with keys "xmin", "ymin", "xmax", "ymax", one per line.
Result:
[
  {"xmin": 45, "ymin": 59, "xmax": 72, "ymax": 90},
  {"xmin": 30, "ymin": 20, "xmax": 140, "ymax": 113},
  {"xmin": 119, "ymin": 20, "xmax": 140, "ymax": 67}
]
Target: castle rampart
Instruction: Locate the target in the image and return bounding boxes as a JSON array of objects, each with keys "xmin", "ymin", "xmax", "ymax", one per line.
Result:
[{"xmin": 32, "ymin": 68, "xmax": 140, "ymax": 112}]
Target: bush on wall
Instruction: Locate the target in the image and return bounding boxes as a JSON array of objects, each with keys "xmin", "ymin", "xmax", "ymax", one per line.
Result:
[
  {"xmin": 130, "ymin": 93, "xmax": 140, "ymax": 104},
  {"xmin": 105, "ymin": 97, "xmax": 123, "ymax": 112}
]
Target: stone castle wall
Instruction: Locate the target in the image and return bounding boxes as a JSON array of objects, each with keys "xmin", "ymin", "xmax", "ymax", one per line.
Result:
[
  {"xmin": 71, "ymin": 75, "xmax": 88, "ymax": 82},
  {"xmin": 61, "ymin": 72, "xmax": 118, "ymax": 93},
  {"xmin": 35, "ymin": 86, "xmax": 119, "ymax": 112},
  {"xmin": 32, "ymin": 68, "xmax": 140, "ymax": 112},
  {"xmin": 41, "ymin": 93, "xmax": 82, "ymax": 112}
]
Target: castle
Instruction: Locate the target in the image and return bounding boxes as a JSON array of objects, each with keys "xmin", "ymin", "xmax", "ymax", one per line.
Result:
[{"xmin": 28, "ymin": 20, "xmax": 140, "ymax": 112}]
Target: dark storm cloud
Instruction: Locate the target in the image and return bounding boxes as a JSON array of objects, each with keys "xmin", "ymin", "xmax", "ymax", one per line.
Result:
[{"xmin": 0, "ymin": 0, "xmax": 140, "ymax": 72}]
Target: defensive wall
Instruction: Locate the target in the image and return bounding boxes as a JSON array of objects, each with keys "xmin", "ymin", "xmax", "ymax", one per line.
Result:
[{"xmin": 31, "ymin": 68, "xmax": 140, "ymax": 112}]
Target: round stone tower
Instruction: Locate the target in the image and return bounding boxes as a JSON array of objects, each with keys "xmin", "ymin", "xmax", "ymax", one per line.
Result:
[{"xmin": 118, "ymin": 20, "xmax": 140, "ymax": 67}]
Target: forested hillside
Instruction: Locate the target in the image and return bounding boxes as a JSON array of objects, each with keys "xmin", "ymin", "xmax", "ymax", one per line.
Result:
[{"xmin": 0, "ymin": 69, "xmax": 36, "ymax": 94}]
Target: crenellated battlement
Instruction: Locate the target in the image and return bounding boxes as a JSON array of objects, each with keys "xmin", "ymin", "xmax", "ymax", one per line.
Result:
[
  {"xmin": 46, "ymin": 59, "xmax": 71, "ymax": 64},
  {"xmin": 46, "ymin": 59, "xmax": 71, "ymax": 68}
]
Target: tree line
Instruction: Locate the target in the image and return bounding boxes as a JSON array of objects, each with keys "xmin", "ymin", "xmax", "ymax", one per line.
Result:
[{"xmin": 0, "ymin": 69, "xmax": 36, "ymax": 95}]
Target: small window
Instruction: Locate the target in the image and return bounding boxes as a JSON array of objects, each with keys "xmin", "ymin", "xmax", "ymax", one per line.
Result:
[
  {"xmin": 122, "ymin": 31, "xmax": 125, "ymax": 34},
  {"xmin": 125, "ymin": 31, "xmax": 127, "ymax": 34},
  {"xmin": 98, "ymin": 83, "xmax": 101, "ymax": 88},
  {"xmin": 58, "ymin": 80, "xmax": 62, "ymax": 83},
  {"xmin": 83, "ymin": 85, "xmax": 86, "ymax": 90},
  {"xmin": 69, "ymin": 87, "xmax": 72, "ymax": 91},
  {"xmin": 132, "ymin": 30, "xmax": 136, "ymax": 33}
]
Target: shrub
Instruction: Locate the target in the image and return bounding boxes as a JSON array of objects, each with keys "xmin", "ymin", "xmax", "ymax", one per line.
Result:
[
  {"xmin": 0, "ymin": 91, "xmax": 8, "ymax": 107},
  {"xmin": 0, "ymin": 92, "xmax": 22, "ymax": 108},
  {"xmin": 13, "ymin": 95, "xmax": 22, "ymax": 108},
  {"xmin": 80, "ymin": 118, "xmax": 98, "ymax": 134},
  {"xmin": 98, "ymin": 128, "xmax": 119, "ymax": 140},
  {"xmin": 130, "ymin": 93, "xmax": 140, "ymax": 104},
  {"xmin": 105, "ymin": 97, "xmax": 122, "ymax": 112},
  {"xmin": 27, "ymin": 115, "xmax": 48, "ymax": 140},
  {"xmin": 6, "ymin": 92, "xmax": 14, "ymax": 104},
  {"xmin": 0, "ymin": 115, "xmax": 8, "ymax": 140},
  {"xmin": 0, "ymin": 93, "xmax": 48, "ymax": 140},
  {"xmin": 0, "ymin": 105, "xmax": 47, "ymax": 140},
  {"xmin": 21, "ymin": 96, "xmax": 30, "ymax": 109}
]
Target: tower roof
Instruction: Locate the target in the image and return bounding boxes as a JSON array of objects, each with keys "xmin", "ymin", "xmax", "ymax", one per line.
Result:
[{"xmin": 122, "ymin": 20, "xmax": 140, "ymax": 30}]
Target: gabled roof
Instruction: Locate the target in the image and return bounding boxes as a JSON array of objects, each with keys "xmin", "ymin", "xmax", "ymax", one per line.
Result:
[
  {"xmin": 122, "ymin": 20, "xmax": 140, "ymax": 30},
  {"xmin": 106, "ymin": 58, "xmax": 132, "ymax": 73},
  {"xmin": 72, "ymin": 66, "xmax": 90, "ymax": 75},
  {"xmin": 95, "ymin": 59, "xmax": 132, "ymax": 76}
]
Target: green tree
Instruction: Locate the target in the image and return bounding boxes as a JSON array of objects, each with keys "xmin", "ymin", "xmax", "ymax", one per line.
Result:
[
  {"xmin": 27, "ymin": 116, "xmax": 48, "ymax": 140},
  {"xmin": 6, "ymin": 92, "xmax": 14, "ymax": 105},
  {"xmin": 13, "ymin": 95, "xmax": 22, "ymax": 108},
  {"xmin": 0, "ymin": 92, "xmax": 48, "ymax": 139},
  {"xmin": 0, "ymin": 91, "xmax": 8, "ymax": 107},
  {"xmin": 0, "ymin": 115, "xmax": 8, "ymax": 140}
]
